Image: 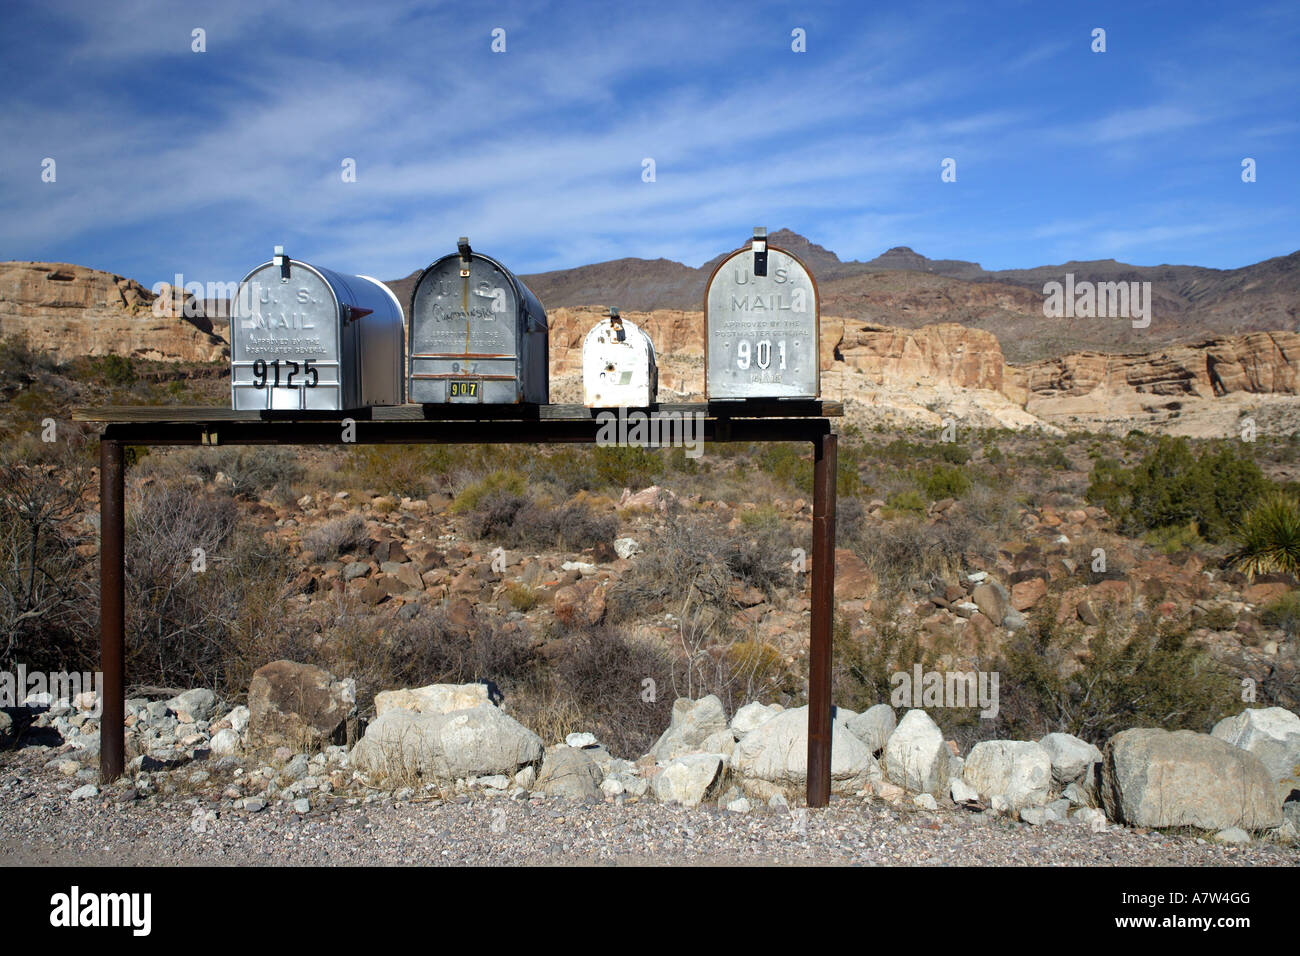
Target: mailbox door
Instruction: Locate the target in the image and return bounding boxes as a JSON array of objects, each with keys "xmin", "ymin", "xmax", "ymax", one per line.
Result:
[
  {"xmin": 409, "ymin": 255, "xmax": 524, "ymax": 404},
  {"xmin": 231, "ymin": 263, "xmax": 343, "ymax": 411},
  {"xmin": 705, "ymin": 246, "xmax": 819, "ymax": 399},
  {"xmin": 583, "ymin": 319, "xmax": 656, "ymax": 408}
]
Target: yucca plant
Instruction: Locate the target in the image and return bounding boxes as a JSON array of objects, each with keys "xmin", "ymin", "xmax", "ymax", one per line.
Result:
[{"xmin": 1226, "ymin": 493, "xmax": 1300, "ymax": 578}]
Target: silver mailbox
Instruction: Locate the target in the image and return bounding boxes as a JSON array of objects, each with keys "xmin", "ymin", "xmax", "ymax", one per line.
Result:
[
  {"xmin": 230, "ymin": 247, "xmax": 405, "ymax": 411},
  {"xmin": 408, "ymin": 238, "xmax": 549, "ymax": 404},
  {"xmin": 704, "ymin": 227, "xmax": 820, "ymax": 399},
  {"xmin": 583, "ymin": 308, "xmax": 658, "ymax": 408}
]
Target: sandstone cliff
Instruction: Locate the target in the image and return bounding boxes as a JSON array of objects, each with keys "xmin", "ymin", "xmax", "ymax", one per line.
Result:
[{"xmin": 0, "ymin": 262, "xmax": 228, "ymax": 364}]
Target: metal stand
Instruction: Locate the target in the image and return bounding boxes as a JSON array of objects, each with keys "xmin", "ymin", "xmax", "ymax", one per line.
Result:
[{"xmin": 84, "ymin": 403, "xmax": 840, "ymax": 806}]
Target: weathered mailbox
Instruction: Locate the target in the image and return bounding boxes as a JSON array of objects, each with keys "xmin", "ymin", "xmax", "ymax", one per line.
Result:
[
  {"xmin": 230, "ymin": 246, "xmax": 405, "ymax": 410},
  {"xmin": 408, "ymin": 238, "xmax": 549, "ymax": 404},
  {"xmin": 582, "ymin": 308, "xmax": 658, "ymax": 408},
  {"xmin": 704, "ymin": 227, "xmax": 820, "ymax": 399}
]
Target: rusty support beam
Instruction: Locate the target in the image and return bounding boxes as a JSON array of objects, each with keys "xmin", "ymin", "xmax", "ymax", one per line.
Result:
[
  {"xmin": 99, "ymin": 439, "xmax": 125, "ymax": 783},
  {"xmin": 807, "ymin": 432, "xmax": 837, "ymax": 807}
]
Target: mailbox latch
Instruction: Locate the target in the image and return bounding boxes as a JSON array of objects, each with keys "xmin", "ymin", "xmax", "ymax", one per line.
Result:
[
  {"xmin": 274, "ymin": 244, "xmax": 290, "ymax": 281},
  {"xmin": 609, "ymin": 306, "xmax": 625, "ymax": 342},
  {"xmin": 457, "ymin": 237, "xmax": 473, "ymax": 277},
  {"xmin": 752, "ymin": 227, "xmax": 768, "ymax": 277}
]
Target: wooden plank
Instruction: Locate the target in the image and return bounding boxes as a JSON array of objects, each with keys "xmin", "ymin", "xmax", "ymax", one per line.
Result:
[{"xmin": 74, "ymin": 399, "xmax": 842, "ymax": 424}]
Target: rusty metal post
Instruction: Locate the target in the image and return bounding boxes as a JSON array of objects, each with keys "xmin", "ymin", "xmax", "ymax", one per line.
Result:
[
  {"xmin": 99, "ymin": 439, "xmax": 125, "ymax": 783},
  {"xmin": 807, "ymin": 432, "xmax": 836, "ymax": 807}
]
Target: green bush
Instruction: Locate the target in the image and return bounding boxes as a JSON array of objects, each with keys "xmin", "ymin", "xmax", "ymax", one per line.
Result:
[
  {"xmin": 1086, "ymin": 436, "xmax": 1270, "ymax": 541},
  {"xmin": 920, "ymin": 463, "xmax": 971, "ymax": 500},
  {"xmin": 451, "ymin": 469, "xmax": 528, "ymax": 513},
  {"xmin": 1260, "ymin": 591, "xmax": 1300, "ymax": 638}
]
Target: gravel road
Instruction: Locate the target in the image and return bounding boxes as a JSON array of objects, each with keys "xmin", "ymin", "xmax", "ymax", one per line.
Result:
[{"xmin": 3, "ymin": 748, "xmax": 1296, "ymax": 867}]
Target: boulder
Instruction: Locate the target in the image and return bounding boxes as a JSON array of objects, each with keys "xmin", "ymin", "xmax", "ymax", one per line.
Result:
[
  {"xmin": 1211, "ymin": 707, "xmax": 1300, "ymax": 803},
  {"xmin": 247, "ymin": 661, "xmax": 355, "ymax": 754},
  {"xmin": 649, "ymin": 696, "xmax": 728, "ymax": 762},
  {"xmin": 0, "ymin": 710, "xmax": 13, "ymax": 748},
  {"xmin": 652, "ymin": 754, "xmax": 724, "ymax": 807},
  {"xmin": 1101, "ymin": 728, "xmax": 1282, "ymax": 831},
  {"xmin": 971, "ymin": 583, "xmax": 1006, "ymax": 626},
  {"xmin": 1039, "ymin": 732, "xmax": 1103, "ymax": 786},
  {"xmin": 349, "ymin": 704, "xmax": 542, "ymax": 781},
  {"xmin": 845, "ymin": 704, "xmax": 896, "ymax": 755},
  {"xmin": 209, "ymin": 728, "xmax": 241, "ymax": 757},
  {"xmin": 963, "ymin": 740, "xmax": 1052, "ymax": 811},
  {"xmin": 730, "ymin": 705, "xmax": 879, "ymax": 796},
  {"xmin": 730, "ymin": 701, "xmax": 783, "ymax": 736},
  {"xmin": 883, "ymin": 710, "xmax": 950, "ymax": 796},
  {"xmin": 374, "ymin": 683, "xmax": 490, "ymax": 717},
  {"xmin": 165, "ymin": 688, "xmax": 217, "ymax": 723},
  {"xmin": 535, "ymin": 745, "xmax": 603, "ymax": 800}
]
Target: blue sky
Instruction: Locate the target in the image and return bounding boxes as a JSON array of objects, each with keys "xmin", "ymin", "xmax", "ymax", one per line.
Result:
[{"xmin": 1, "ymin": 0, "xmax": 1297, "ymax": 290}]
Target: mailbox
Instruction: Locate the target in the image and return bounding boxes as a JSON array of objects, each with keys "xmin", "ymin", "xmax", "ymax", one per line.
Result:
[
  {"xmin": 408, "ymin": 238, "xmax": 549, "ymax": 404},
  {"xmin": 583, "ymin": 308, "xmax": 658, "ymax": 408},
  {"xmin": 230, "ymin": 246, "xmax": 405, "ymax": 411},
  {"xmin": 704, "ymin": 227, "xmax": 820, "ymax": 399}
]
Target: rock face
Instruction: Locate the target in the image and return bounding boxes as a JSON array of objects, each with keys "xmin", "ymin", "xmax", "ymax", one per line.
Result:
[
  {"xmin": 652, "ymin": 754, "xmax": 724, "ymax": 807},
  {"xmin": 0, "ymin": 261, "xmax": 229, "ymax": 363},
  {"xmin": 826, "ymin": 322, "xmax": 1010, "ymax": 396},
  {"xmin": 845, "ymin": 704, "xmax": 896, "ymax": 755},
  {"xmin": 247, "ymin": 661, "xmax": 356, "ymax": 754},
  {"xmin": 649, "ymin": 696, "xmax": 728, "ymax": 762},
  {"xmin": 962, "ymin": 740, "xmax": 1053, "ymax": 812},
  {"xmin": 349, "ymin": 704, "xmax": 542, "ymax": 781},
  {"xmin": 1211, "ymin": 707, "xmax": 1300, "ymax": 803},
  {"xmin": 374, "ymin": 683, "xmax": 490, "ymax": 717},
  {"xmin": 535, "ymin": 745, "xmax": 603, "ymax": 800},
  {"xmin": 1101, "ymin": 729, "xmax": 1283, "ymax": 830},
  {"xmin": 729, "ymin": 706, "xmax": 878, "ymax": 796},
  {"xmin": 883, "ymin": 710, "xmax": 950, "ymax": 796},
  {"xmin": 1039, "ymin": 732, "xmax": 1104, "ymax": 786}
]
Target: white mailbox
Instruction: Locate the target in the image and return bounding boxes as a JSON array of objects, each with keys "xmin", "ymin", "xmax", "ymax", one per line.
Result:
[
  {"xmin": 704, "ymin": 227, "xmax": 820, "ymax": 399},
  {"xmin": 230, "ymin": 246, "xmax": 405, "ymax": 411},
  {"xmin": 582, "ymin": 308, "xmax": 658, "ymax": 408}
]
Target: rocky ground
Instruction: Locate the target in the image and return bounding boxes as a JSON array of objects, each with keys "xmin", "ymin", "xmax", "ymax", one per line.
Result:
[{"xmin": 2, "ymin": 745, "xmax": 1296, "ymax": 867}]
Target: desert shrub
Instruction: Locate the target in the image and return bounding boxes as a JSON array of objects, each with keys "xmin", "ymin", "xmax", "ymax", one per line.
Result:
[
  {"xmin": 538, "ymin": 626, "xmax": 674, "ymax": 757},
  {"xmin": 832, "ymin": 612, "xmax": 927, "ymax": 712},
  {"xmin": 836, "ymin": 496, "xmax": 866, "ymax": 547},
  {"xmin": 349, "ymin": 445, "xmax": 450, "ymax": 498},
  {"xmin": 884, "ymin": 489, "xmax": 926, "ymax": 517},
  {"xmin": 594, "ymin": 445, "xmax": 665, "ymax": 489},
  {"xmin": 1143, "ymin": 520, "xmax": 1204, "ymax": 555},
  {"xmin": 451, "ymin": 469, "xmax": 527, "ymax": 513},
  {"xmin": 464, "ymin": 490, "xmax": 616, "ymax": 553},
  {"xmin": 1087, "ymin": 437, "xmax": 1270, "ymax": 542},
  {"xmin": 920, "ymin": 463, "xmax": 971, "ymax": 500},
  {"xmin": 1226, "ymin": 494, "xmax": 1300, "ymax": 578},
  {"xmin": 0, "ymin": 335, "xmax": 56, "ymax": 384},
  {"xmin": 182, "ymin": 447, "xmax": 304, "ymax": 498},
  {"xmin": 996, "ymin": 611, "xmax": 1238, "ymax": 744},
  {"xmin": 1259, "ymin": 591, "xmax": 1300, "ymax": 638},
  {"xmin": 0, "ymin": 452, "xmax": 94, "ymax": 672},
  {"xmin": 856, "ymin": 514, "xmax": 991, "ymax": 595},
  {"xmin": 301, "ymin": 513, "xmax": 370, "ymax": 558},
  {"xmin": 125, "ymin": 481, "xmax": 293, "ymax": 692}
]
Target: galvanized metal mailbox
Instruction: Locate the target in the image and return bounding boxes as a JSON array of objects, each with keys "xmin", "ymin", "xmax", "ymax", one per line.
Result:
[
  {"xmin": 408, "ymin": 238, "xmax": 549, "ymax": 404},
  {"xmin": 583, "ymin": 308, "xmax": 658, "ymax": 408},
  {"xmin": 704, "ymin": 227, "xmax": 820, "ymax": 399},
  {"xmin": 230, "ymin": 246, "xmax": 405, "ymax": 411}
]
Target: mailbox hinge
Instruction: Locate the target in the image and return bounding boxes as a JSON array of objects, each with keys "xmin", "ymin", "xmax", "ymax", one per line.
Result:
[{"xmin": 751, "ymin": 227, "xmax": 768, "ymax": 277}]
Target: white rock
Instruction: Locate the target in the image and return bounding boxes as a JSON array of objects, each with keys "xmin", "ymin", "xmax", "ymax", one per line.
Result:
[
  {"xmin": 166, "ymin": 688, "xmax": 217, "ymax": 723},
  {"xmin": 69, "ymin": 784, "xmax": 98, "ymax": 801},
  {"xmin": 1019, "ymin": 806, "xmax": 1048, "ymax": 825},
  {"xmin": 845, "ymin": 704, "xmax": 896, "ymax": 754},
  {"xmin": 1072, "ymin": 807, "xmax": 1108, "ymax": 832},
  {"xmin": 652, "ymin": 754, "xmax": 723, "ymax": 807},
  {"xmin": 374, "ymin": 683, "xmax": 491, "ymax": 717},
  {"xmin": 1211, "ymin": 707, "xmax": 1300, "ymax": 803},
  {"xmin": 560, "ymin": 561, "xmax": 598, "ymax": 574},
  {"xmin": 565, "ymin": 732, "xmax": 598, "ymax": 749},
  {"xmin": 730, "ymin": 701, "xmax": 782, "ymax": 736},
  {"xmin": 1214, "ymin": 827, "xmax": 1250, "ymax": 844},
  {"xmin": 1039, "ymin": 732, "xmax": 1103, "ymax": 786},
  {"xmin": 730, "ymin": 705, "xmax": 879, "ymax": 795},
  {"xmin": 913, "ymin": 793, "xmax": 938, "ymax": 810},
  {"xmin": 726, "ymin": 797, "xmax": 752, "ymax": 813},
  {"xmin": 613, "ymin": 537, "xmax": 642, "ymax": 560},
  {"xmin": 883, "ymin": 710, "xmax": 950, "ymax": 796},
  {"xmin": 350, "ymin": 704, "xmax": 542, "ymax": 780},
  {"xmin": 963, "ymin": 740, "xmax": 1052, "ymax": 811},
  {"xmin": 650, "ymin": 696, "xmax": 728, "ymax": 762},
  {"xmin": 950, "ymin": 778, "xmax": 980, "ymax": 803},
  {"xmin": 210, "ymin": 728, "xmax": 241, "ymax": 756}
]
